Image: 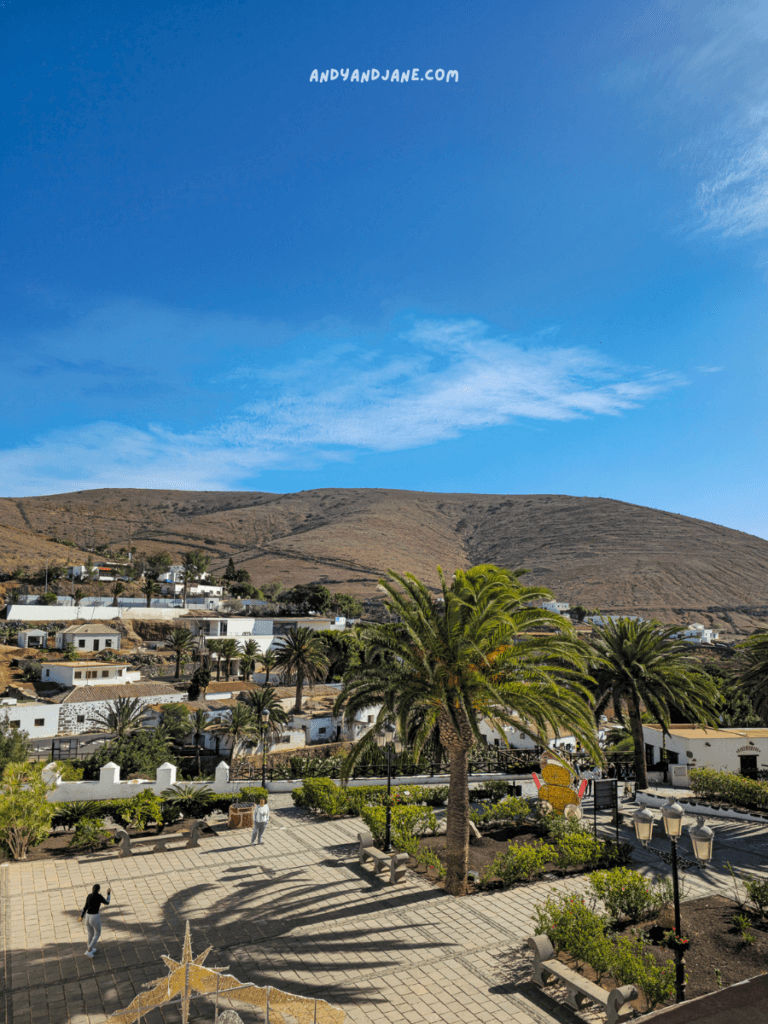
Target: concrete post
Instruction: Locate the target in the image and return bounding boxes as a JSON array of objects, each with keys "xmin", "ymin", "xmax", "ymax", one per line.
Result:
[
  {"xmin": 100, "ymin": 762, "xmax": 120, "ymax": 785},
  {"xmin": 155, "ymin": 762, "xmax": 177, "ymax": 789}
]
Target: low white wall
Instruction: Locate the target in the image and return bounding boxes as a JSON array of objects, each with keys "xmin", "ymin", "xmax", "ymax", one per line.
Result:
[
  {"xmin": 6, "ymin": 605, "xmax": 193, "ymax": 623},
  {"xmin": 636, "ymin": 790, "xmax": 768, "ymax": 825},
  {"xmin": 43, "ymin": 763, "xmax": 528, "ymax": 800}
]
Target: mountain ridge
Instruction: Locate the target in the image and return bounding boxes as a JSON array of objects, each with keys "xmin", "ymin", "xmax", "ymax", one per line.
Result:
[{"xmin": 1, "ymin": 487, "xmax": 767, "ymax": 635}]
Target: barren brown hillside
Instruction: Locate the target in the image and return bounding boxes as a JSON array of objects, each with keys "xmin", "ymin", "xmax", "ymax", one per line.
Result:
[{"xmin": 2, "ymin": 488, "xmax": 768, "ymax": 634}]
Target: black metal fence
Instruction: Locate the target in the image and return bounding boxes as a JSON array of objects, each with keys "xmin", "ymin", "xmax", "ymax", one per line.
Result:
[{"xmin": 231, "ymin": 749, "xmax": 637, "ymax": 783}]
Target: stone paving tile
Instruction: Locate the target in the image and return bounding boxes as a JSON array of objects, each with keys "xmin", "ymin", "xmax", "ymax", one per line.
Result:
[{"xmin": 3, "ymin": 801, "xmax": 767, "ymax": 1024}]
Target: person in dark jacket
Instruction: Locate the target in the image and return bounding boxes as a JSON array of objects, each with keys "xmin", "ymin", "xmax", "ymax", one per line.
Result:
[{"xmin": 79, "ymin": 884, "xmax": 111, "ymax": 957}]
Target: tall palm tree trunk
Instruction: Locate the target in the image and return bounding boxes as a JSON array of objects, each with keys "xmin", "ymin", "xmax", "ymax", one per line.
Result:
[
  {"xmin": 293, "ymin": 667, "xmax": 304, "ymax": 714},
  {"xmin": 627, "ymin": 695, "xmax": 649, "ymax": 789},
  {"xmin": 444, "ymin": 742, "xmax": 471, "ymax": 896}
]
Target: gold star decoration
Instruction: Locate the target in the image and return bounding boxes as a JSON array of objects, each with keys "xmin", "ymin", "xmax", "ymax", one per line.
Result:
[{"xmin": 104, "ymin": 921, "xmax": 346, "ymax": 1024}]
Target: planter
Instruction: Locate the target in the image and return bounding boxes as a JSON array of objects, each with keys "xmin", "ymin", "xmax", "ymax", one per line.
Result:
[{"xmin": 228, "ymin": 803, "xmax": 254, "ymax": 829}]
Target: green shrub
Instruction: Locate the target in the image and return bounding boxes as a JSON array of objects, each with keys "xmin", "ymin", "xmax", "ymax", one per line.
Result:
[
  {"xmin": 109, "ymin": 791, "xmax": 163, "ymax": 830},
  {"xmin": 533, "ymin": 893, "xmax": 611, "ymax": 973},
  {"xmin": 589, "ymin": 868, "xmax": 669, "ymax": 923},
  {"xmin": 360, "ymin": 805, "xmax": 437, "ymax": 848},
  {"xmin": 68, "ymin": 817, "xmax": 113, "ymax": 852},
  {"xmin": 51, "ymin": 800, "xmax": 104, "ymax": 830},
  {"xmin": 52, "ymin": 761, "xmax": 85, "ymax": 781},
  {"xmin": 471, "ymin": 795, "xmax": 533, "ymax": 829},
  {"xmin": 480, "ymin": 840, "xmax": 550, "ymax": 887},
  {"xmin": 160, "ymin": 783, "xmax": 216, "ymax": 820},
  {"xmin": 610, "ymin": 935, "xmax": 675, "ymax": 1009},
  {"xmin": 540, "ymin": 811, "xmax": 587, "ymax": 842},
  {"xmin": 690, "ymin": 768, "xmax": 768, "ymax": 810},
  {"xmin": 237, "ymin": 786, "xmax": 269, "ymax": 804},
  {"xmin": 535, "ymin": 894, "xmax": 676, "ymax": 1010},
  {"xmin": 555, "ymin": 832, "xmax": 605, "ymax": 873},
  {"xmin": 413, "ymin": 847, "xmax": 446, "ymax": 878},
  {"xmin": 743, "ymin": 873, "xmax": 768, "ymax": 916}
]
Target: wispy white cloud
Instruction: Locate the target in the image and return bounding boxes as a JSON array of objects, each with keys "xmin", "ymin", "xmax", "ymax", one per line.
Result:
[
  {"xmin": 0, "ymin": 316, "xmax": 684, "ymax": 496},
  {"xmin": 695, "ymin": 365, "xmax": 725, "ymax": 373}
]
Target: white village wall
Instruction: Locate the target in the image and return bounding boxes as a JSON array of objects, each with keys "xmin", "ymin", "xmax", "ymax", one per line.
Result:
[{"xmin": 0, "ymin": 704, "xmax": 60, "ymax": 739}]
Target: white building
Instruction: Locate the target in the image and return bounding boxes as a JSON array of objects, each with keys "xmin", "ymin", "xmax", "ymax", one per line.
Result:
[
  {"xmin": 670, "ymin": 623, "xmax": 719, "ymax": 644},
  {"xmin": 288, "ymin": 697, "xmax": 381, "ymax": 745},
  {"xmin": 40, "ymin": 662, "xmax": 140, "ymax": 688},
  {"xmin": 542, "ymin": 601, "xmax": 570, "ymax": 617},
  {"xmin": 55, "ymin": 623, "xmax": 122, "ymax": 652},
  {"xmin": 17, "ymin": 629, "xmax": 49, "ymax": 649},
  {"xmin": 642, "ymin": 723, "xmax": 768, "ymax": 778},
  {"xmin": 0, "ymin": 700, "xmax": 59, "ymax": 739}
]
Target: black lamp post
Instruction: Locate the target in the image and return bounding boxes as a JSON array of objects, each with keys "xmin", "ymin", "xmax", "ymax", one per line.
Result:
[
  {"xmin": 632, "ymin": 800, "xmax": 715, "ymax": 1004},
  {"xmin": 374, "ymin": 721, "xmax": 403, "ymax": 853},
  {"xmin": 260, "ymin": 708, "xmax": 270, "ymax": 789}
]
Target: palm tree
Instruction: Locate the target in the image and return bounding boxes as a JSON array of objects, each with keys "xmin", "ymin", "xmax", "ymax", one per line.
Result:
[
  {"xmin": 188, "ymin": 663, "xmax": 211, "ymax": 702},
  {"xmin": 256, "ymin": 649, "xmax": 278, "ymax": 684},
  {"xmin": 142, "ymin": 577, "xmax": 161, "ymax": 608},
  {"xmin": 244, "ymin": 686, "xmax": 290, "ymax": 773},
  {"xmin": 274, "ymin": 626, "xmax": 330, "ymax": 713},
  {"xmin": 219, "ymin": 639, "xmax": 240, "ymax": 681},
  {"xmin": 90, "ymin": 697, "xmax": 148, "ymax": 739},
  {"xmin": 210, "ymin": 703, "xmax": 258, "ymax": 759},
  {"xmin": 335, "ymin": 565, "xmax": 599, "ymax": 896},
  {"xmin": 207, "ymin": 639, "xmax": 223, "ymax": 681},
  {"xmin": 734, "ymin": 632, "xmax": 768, "ymax": 722},
  {"xmin": 73, "ymin": 589, "xmax": 85, "ymax": 608},
  {"xmin": 168, "ymin": 628, "xmax": 194, "ymax": 679},
  {"xmin": 589, "ymin": 617, "xmax": 720, "ymax": 789},
  {"xmin": 239, "ymin": 639, "xmax": 259, "ymax": 681},
  {"xmin": 191, "ymin": 708, "xmax": 210, "ymax": 776},
  {"xmin": 111, "ymin": 581, "xmax": 125, "ymax": 607}
]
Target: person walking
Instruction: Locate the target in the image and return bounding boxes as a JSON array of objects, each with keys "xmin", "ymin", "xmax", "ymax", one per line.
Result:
[
  {"xmin": 580, "ymin": 766, "xmax": 594, "ymax": 797},
  {"xmin": 79, "ymin": 883, "xmax": 111, "ymax": 958},
  {"xmin": 250, "ymin": 797, "xmax": 270, "ymax": 846}
]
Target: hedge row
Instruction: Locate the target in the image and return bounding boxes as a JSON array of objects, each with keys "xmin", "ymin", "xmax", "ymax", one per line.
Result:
[{"xmin": 689, "ymin": 768, "xmax": 768, "ymax": 810}]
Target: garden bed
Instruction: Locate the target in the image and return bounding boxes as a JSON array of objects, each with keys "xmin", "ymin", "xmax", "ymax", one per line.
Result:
[
  {"xmin": 1, "ymin": 817, "xmax": 218, "ymax": 861},
  {"xmin": 553, "ymin": 896, "xmax": 768, "ymax": 1010},
  {"xmin": 407, "ymin": 824, "xmax": 628, "ymax": 893}
]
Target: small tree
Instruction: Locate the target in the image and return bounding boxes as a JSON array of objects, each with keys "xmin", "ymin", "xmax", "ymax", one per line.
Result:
[
  {"xmin": 158, "ymin": 703, "xmax": 192, "ymax": 743},
  {"xmin": 73, "ymin": 589, "xmax": 85, "ymax": 608},
  {"xmin": 188, "ymin": 663, "xmax": 211, "ymax": 702},
  {"xmin": 191, "ymin": 709, "xmax": 210, "ymax": 776},
  {"xmin": 111, "ymin": 581, "xmax": 125, "ymax": 606},
  {"xmin": 0, "ymin": 763, "xmax": 53, "ymax": 860},
  {"xmin": 0, "ymin": 716, "xmax": 31, "ymax": 774}
]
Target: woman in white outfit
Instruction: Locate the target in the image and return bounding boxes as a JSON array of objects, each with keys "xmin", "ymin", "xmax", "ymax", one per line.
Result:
[{"xmin": 250, "ymin": 798, "xmax": 270, "ymax": 845}]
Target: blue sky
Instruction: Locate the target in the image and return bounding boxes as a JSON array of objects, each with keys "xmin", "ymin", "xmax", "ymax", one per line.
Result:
[{"xmin": 2, "ymin": 1, "xmax": 768, "ymax": 537}]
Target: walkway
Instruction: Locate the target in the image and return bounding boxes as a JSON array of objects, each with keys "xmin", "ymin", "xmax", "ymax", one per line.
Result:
[{"xmin": 1, "ymin": 795, "xmax": 765, "ymax": 1024}]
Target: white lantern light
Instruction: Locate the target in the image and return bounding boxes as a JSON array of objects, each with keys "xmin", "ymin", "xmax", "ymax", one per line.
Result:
[
  {"xmin": 689, "ymin": 816, "xmax": 714, "ymax": 866},
  {"xmin": 632, "ymin": 805, "xmax": 655, "ymax": 846},
  {"xmin": 384, "ymin": 722, "xmax": 396, "ymax": 745},
  {"xmin": 374, "ymin": 729, "xmax": 386, "ymax": 749},
  {"xmin": 261, "ymin": 708, "xmax": 271, "ymax": 724},
  {"xmin": 394, "ymin": 739, "xmax": 403, "ymax": 754},
  {"xmin": 661, "ymin": 798, "xmax": 684, "ymax": 839}
]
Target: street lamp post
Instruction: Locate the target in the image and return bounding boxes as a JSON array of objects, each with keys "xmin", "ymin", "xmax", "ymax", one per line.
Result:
[
  {"xmin": 260, "ymin": 708, "xmax": 270, "ymax": 789},
  {"xmin": 632, "ymin": 800, "xmax": 715, "ymax": 1004},
  {"xmin": 374, "ymin": 721, "xmax": 403, "ymax": 853}
]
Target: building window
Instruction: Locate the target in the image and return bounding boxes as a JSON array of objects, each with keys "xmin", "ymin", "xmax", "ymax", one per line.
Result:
[
  {"xmin": 34, "ymin": 719, "xmax": 44, "ymax": 727},
  {"xmin": 105, "ymin": 640, "xmax": 112, "ymax": 648},
  {"xmin": 318, "ymin": 727, "xmax": 327, "ymax": 735},
  {"xmin": 102, "ymin": 670, "xmax": 109, "ymax": 678},
  {"xmin": 45, "ymin": 669, "xmax": 50, "ymax": 678},
  {"xmin": 78, "ymin": 639, "xmax": 86, "ymax": 648},
  {"xmin": 9, "ymin": 721, "xmax": 19, "ymax": 729},
  {"xmin": 367, "ymin": 715, "xmax": 374, "ymax": 723},
  {"xmin": 76, "ymin": 715, "xmax": 85, "ymax": 724},
  {"xmin": 117, "ymin": 669, "xmax": 123, "ymax": 676},
  {"xmin": 74, "ymin": 671, "xmax": 82, "ymax": 679}
]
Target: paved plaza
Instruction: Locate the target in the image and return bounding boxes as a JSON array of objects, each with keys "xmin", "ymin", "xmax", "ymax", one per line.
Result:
[{"xmin": 1, "ymin": 795, "xmax": 766, "ymax": 1024}]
